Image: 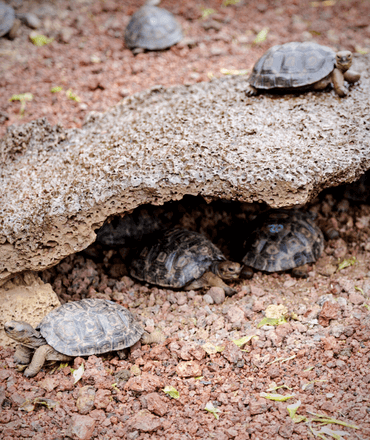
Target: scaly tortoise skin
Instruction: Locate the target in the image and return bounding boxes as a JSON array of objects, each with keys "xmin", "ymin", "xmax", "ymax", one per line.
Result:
[
  {"xmin": 0, "ymin": 2, "xmax": 15, "ymax": 37},
  {"xmin": 125, "ymin": 2, "xmax": 182, "ymax": 51},
  {"xmin": 246, "ymin": 41, "xmax": 360, "ymax": 97},
  {"xmin": 4, "ymin": 299, "xmax": 161, "ymax": 377},
  {"xmin": 130, "ymin": 228, "xmax": 241, "ymax": 296},
  {"xmin": 241, "ymin": 210, "xmax": 324, "ymax": 278}
]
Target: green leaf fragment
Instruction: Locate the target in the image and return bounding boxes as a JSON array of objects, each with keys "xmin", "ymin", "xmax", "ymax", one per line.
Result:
[
  {"xmin": 66, "ymin": 89, "xmax": 81, "ymax": 102},
  {"xmin": 205, "ymin": 401, "xmax": 221, "ymax": 419},
  {"xmin": 59, "ymin": 362, "xmax": 69, "ymax": 369},
  {"xmin": 202, "ymin": 342, "xmax": 225, "ymax": 354},
  {"xmin": 257, "ymin": 316, "xmax": 286, "ymax": 328},
  {"xmin": 222, "ymin": 0, "xmax": 241, "ymax": 6},
  {"xmin": 200, "ymin": 8, "xmax": 216, "ymax": 19},
  {"xmin": 287, "ymin": 400, "xmax": 307, "ymax": 423},
  {"xmin": 233, "ymin": 335, "xmax": 257, "ymax": 347},
  {"xmin": 337, "ymin": 256, "xmax": 356, "ymax": 271},
  {"xmin": 304, "ymin": 366, "xmax": 314, "ymax": 371},
  {"xmin": 260, "ymin": 392, "xmax": 294, "ymax": 402},
  {"xmin": 268, "ymin": 354, "xmax": 296, "ymax": 365},
  {"xmin": 51, "ymin": 86, "xmax": 63, "ymax": 93},
  {"xmin": 267, "ymin": 383, "xmax": 293, "ymax": 392},
  {"xmin": 72, "ymin": 363, "xmax": 84, "ymax": 384},
  {"xmin": 9, "ymin": 93, "xmax": 33, "ymax": 115},
  {"xmin": 307, "ymin": 412, "xmax": 359, "ymax": 429},
  {"xmin": 163, "ymin": 386, "xmax": 180, "ymax": 399},
  {"xmin": 253, "ymin": 28, "xmax": 269, "ymax": 44},
  {"xmin": 30, "ymin": 34, "xmax": 54, "ymax": 46}
]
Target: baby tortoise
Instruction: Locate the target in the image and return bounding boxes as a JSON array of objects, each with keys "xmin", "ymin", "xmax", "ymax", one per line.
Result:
[
  {"xmin": 4, "ymin": 299, "xmax": 163, "ymax": 377},
  {"xmin": 125, "ymin": 0, "xmax": 183, "ymax": 52},
  {"xmin": 96, "ymin": 206, "xmax": 166, "ymax": 247},
  {"xmin": 241, "ymin": 210, "xmax": 324, "ymax": 279},
  {"xmin": 130, "ymin": 228, "xmax": 241, "ymax": 296},
  {"xmin": 245, "ymin": 41, "xmax": 360, "ymax": 97}
]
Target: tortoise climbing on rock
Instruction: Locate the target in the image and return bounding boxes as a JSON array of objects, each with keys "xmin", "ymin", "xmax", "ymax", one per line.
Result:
[
  {"xmin": 245, "ymin": 41, "xmax": 360, "ymax": 97},
  {"xmin": 130, "ymin": 228, "xmax": 241, "ymax": 296},
  {"xmin": 125, "ymin": 0, "xmax": 183, "ymax": 51},
  {"xmin": 241, "ymin": 210, "xmax": 324, "ymax": 279},
  {"xmin": 4, "ymin": 299, "xmax": 162, "ymax": 377}
]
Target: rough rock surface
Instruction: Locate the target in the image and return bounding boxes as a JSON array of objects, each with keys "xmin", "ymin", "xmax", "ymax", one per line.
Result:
[
  {"xmin": 0, "ymin": 56, "xmax": 369, "ymax": 283},
  {"xmin": 0, "ymin": 272, "xmax": 61, "ymax": 347}
]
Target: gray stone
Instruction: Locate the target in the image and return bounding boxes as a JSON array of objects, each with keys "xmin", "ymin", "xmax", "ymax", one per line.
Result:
[
  {"xmin": 0, "ymin": 56, "xmax": 369, "ymax": 284},
  {"xmin": 0, "ymin": 272, "xmax": 60, "ymax": 347}
]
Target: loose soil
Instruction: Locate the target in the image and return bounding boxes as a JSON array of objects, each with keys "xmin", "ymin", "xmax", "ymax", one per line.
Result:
[{"xmin": 1, "ymin": 1, "xmax": 370, "ymax": 440}]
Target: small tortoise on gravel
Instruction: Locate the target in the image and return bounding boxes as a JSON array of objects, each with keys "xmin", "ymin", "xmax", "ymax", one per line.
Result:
[
  {"xmin": 241, "ymin": 210, "xmax": 324, "ymax": 279},
  {"xmin": 0, "ymin": 2, "xmax": 20, "ymax": 39},
  {"xmin": 125, "ymin": 0, "xmax": 183, "ymax": 51},
  {"xmin": 4, "ymin": 298, "xmax": 162, "ymax": 377},
  {"xmin": 130, "ymin": 228, "xmax": 241, "ymax": 296},
  {"xmin": 245, "ymin": 41, "xmax": 360, "ymax": 97}
]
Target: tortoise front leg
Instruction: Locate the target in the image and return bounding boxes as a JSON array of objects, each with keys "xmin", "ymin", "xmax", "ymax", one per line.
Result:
[
  {"xmin": 24, "ymin": 345, "xmax": 66, "ymax": 378},
  {"xmin": 331, "ymin": 68, "xmax": 347, "ymax": 97},
  {"xmin": 245, "ymin": 84, "xmax": 258, "ymax": 96},
  {"xmin": 291, "ymin": 264, "xmax": 309, "ymax": 279},
  {"xmin": 14, "ymin": 345, "xmax": 34, "ymax": 365},
  {"xmin": 185, "ymin": 271, "xmax": 237, "ymax": 297},
  {"xmin": 344, "ymin": 69, "xmax": 360, "ymax": 84}
]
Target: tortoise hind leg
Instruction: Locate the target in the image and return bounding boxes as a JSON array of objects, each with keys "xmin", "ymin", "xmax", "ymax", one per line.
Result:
[
  {"xmin": 245, "ymin": 84, "xmax": 258, "ymax": 96},
  {"xmin": 291, "ymin": 264, "xmax": 309, "ymax": 279},
  {"xmin": 185, "ymin": 271, "xmax": 237, "ymax": 297},
  {"xmin": 312, "ymin": 76, "xmax": 331, "ymax": 91}
]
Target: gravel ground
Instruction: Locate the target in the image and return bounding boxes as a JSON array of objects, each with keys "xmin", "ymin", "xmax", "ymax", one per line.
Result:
[{"xmin": 1, "ymin": 1, "xmax": 370, "ymax": 439}]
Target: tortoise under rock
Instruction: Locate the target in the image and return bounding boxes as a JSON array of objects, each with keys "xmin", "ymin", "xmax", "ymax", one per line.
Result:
[
  {"xmin": 241, "ymin": 210, "xmax": 324, "ymax": 279},
  {"xmin": 125, "ymin": 0, "xmax": 183, "ymax": 51},
  {"xmin": 130, "ymin": 228, "xmax": 241, "ymax": 296},
  {"xmin": 96, "ymin": 206, "xmax": 166, "ymax": 247},
  {"xmin": 245, "ymin": 41, "xmax": 360, "ymax": 97},
  {"xmin": 4, "ymin": 298, "xmax": 162, "ymax": 377}
]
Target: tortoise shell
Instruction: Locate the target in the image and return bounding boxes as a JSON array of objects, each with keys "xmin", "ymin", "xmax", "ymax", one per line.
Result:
[
  {"xmin": 242, "ymin": 210, "xmax": 324, "ymax": 272},
  {"xmin": 125, "ymin": 5, "xmax": 182, "ymax": 50},
  {"xmin": 249, "ymin": 42, "xmax": 336, "ymax": 90},
  {"xmin": 0, "ymin": 2, "xmax": 15, "ymax": 37},
  {"xmin": 96, "ymin": 207, "xmax": 164, "ymax": 247},
  {"xmin": 130, "ymin": 228, "xmax": 226, "ymax": 288},
  {"xmin": 37, "ymin": 299, "xmax": 144, "ymax": 356}
]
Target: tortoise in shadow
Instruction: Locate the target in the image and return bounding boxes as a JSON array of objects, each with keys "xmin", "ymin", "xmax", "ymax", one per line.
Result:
[
  {"xmin": 130, "ymin": 228, "xmax": 241, "ymax": 296},
  {"xmin": 241, "ymin": 210, "xmax": 324, "ymax": 279}
]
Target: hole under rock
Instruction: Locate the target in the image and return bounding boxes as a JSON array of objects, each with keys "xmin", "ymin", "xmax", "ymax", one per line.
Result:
[{"xmin": 39, "ymin": 173, "xmax": 370, "ymax": 305}]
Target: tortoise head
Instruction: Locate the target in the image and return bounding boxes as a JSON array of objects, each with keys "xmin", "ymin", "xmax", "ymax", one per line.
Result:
[
  {"xmin": 4, "ymin": 321, "xmax": 45, "ymax": 348},
  {"xmin": 215, "ymin": 261, "xmax": 241, "ymax": 280},
  {"xmin": 335, "ymin": 51, "xmax": 352, "ymax": 72}
]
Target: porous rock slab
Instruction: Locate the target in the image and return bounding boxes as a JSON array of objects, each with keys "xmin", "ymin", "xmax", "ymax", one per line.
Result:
[
  {"xmin": 0, "ymin": 55, "xmax": 369, "ymax": 283},
  {"xmin": 0, "ymin": 272, "xmax": 61, "ymax": 347}
]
